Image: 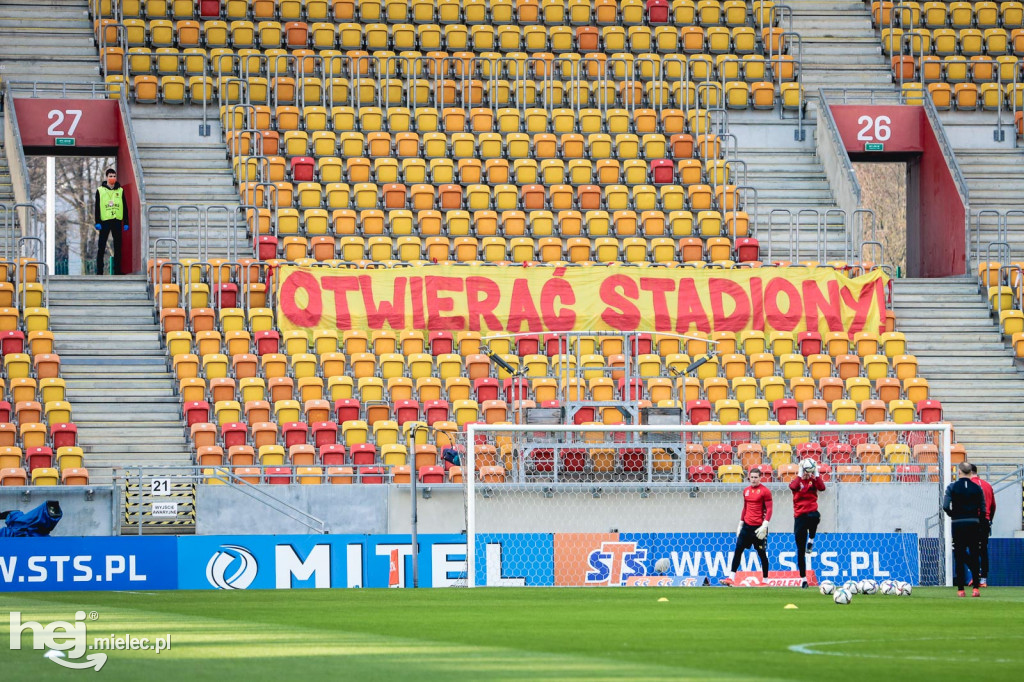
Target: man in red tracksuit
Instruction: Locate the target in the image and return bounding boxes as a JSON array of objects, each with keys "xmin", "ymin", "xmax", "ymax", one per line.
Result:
[
  {"xmin": 721, "ymin": 468, "xmax": 773, "ymax": 586},
  {"xmin": 789, "ymin": 461, "xmax": 826, "ymax": 588},
  {"xmin": 970, "ymin": 463, "xmax": 996, "ymax": 587}
]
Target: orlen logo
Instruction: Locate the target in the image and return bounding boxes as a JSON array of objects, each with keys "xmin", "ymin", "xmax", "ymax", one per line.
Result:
[
  {"xmin": 585, "ymin": 542, "xmax": 647, "ymax": 586},
  {"xmin": 206, "ymin": 545, "xmax": 258, "ymax": 590}
]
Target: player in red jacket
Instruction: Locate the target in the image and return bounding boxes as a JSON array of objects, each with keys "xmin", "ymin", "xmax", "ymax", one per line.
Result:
[
  {"xmin": 721, "ymin": 468, "xmax": 773, "ymax": 586},
  {"xmin": 789, "ymin": 459, "xmax": 826, "ymax": 588},
  {"xmin": 970, "ymin": 464, "xmax": 996, "ymax": 587}
]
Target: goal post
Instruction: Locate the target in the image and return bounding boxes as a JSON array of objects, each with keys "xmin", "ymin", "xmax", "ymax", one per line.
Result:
[{"xmin": 464, "ymin": 422, "xmax": 952, "ymax": 588}]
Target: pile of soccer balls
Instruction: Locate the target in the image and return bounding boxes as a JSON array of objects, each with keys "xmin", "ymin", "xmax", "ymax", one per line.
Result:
[{"xmin": 818, "ymin": 578, "xmax": 912, "ymax": 604}]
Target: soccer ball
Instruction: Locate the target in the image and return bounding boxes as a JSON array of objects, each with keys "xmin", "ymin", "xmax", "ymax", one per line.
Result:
[
  {"xmin": 653, "ymin": 557, "xmax": 671, "ymax": 575},
  {"xmin": 895, "ymin": 581, "xmax": 913, "ymax": 596},
  {"xmin": 833, "ymin": 588, "xmax": 853, "ymax": 605},
  {"xmin": 859, "ymin": 579, "xmax": 878, "ymax": 595},
  {"xmin": 880, "ymin": 579, "xmax": 896, "ymax": 595},
  {"xmin": 799, "ymin": 458, "xmax": 817, "ymax": 473},
  {"xmin": 843, "ymin": 580, "xmax": 860, "ymax": 594},
  {"xmin": 818, "ymin": 580, "xmax": 835, "ymax": 595}
]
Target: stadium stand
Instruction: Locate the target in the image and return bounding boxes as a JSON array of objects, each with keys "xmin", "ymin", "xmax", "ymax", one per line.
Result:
[{"xmin": 4, "ymin": 0, "xmax": 1024, "ymax": 498}]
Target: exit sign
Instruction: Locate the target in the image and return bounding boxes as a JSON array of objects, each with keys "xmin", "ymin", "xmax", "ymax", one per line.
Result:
[
  {"xmin": 864, "ymin": 142, "xmax": 884, "ymax": 151},
  {"xmin": 54, "ymin": 137, "xmax": 76, "ymax": 146}
]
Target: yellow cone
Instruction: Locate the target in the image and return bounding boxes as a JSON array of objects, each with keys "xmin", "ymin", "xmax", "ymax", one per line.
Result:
[
  {"xmin": 784, "ymin": 603, "xmax": 798, "ymax": 609},
  {"xmin": 657, "ymin": 597, "xmax": 669, "ymax": 602}
]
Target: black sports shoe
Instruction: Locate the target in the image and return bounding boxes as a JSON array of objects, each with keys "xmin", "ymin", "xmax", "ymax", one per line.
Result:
[
  {"xmin": 801, "ymin": 579, "xmax": 809, "ymax": 589},
  {"xmin": 806, "ymin": 539, "xmax": 816, "ymax": 557}
]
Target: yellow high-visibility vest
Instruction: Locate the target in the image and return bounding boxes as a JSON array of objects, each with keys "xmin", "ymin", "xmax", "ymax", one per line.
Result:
[{"xmin": 98, "ymin": 186, "xmax": 124, "ymax": 221}]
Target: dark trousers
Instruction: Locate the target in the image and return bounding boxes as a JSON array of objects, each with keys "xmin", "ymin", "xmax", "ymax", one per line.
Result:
[
  {"xmin": 978, "ymin": 519, "xmax": 991, "ymax": 579},
  {"xmin": 731, "ymin": 523, "xmax": 769, "ymax": 578},
  {"xmin": 794, "ymin": 511, "xmax": 821, "ymax": 578},
  {"xmin": 96, "ymin": 220, "xmax": 123, "ymax": 275},
  {"xmin": 952, "ymin": 521, "xmax": 982, "ymax": 590}
]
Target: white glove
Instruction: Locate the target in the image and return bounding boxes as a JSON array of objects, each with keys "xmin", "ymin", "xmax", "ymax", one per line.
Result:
[
  {"xmin": 755, "ymin": 522, "xmax": 768, "ymax": 540},
  {"xmin": 736, "ymin": 521, "xmax": 743, "ymax": 536}
]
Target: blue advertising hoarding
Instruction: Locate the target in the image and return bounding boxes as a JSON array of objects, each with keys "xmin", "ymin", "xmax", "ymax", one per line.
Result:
[
  {"xmin": 176, "ymin": 534, "xmax": 467, "ymax": 590},
  {"xmin": 3, "ymin": 531, "xmax": 999, "ymax": 591},
  {"xmin": 0, "ymin": 537, "xmax": 177, "ymax": 592}
]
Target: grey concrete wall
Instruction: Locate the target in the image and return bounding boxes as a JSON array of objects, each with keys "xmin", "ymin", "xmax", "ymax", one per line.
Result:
[
  {"xmin": 195, "ymin": 484, "xmax": 388, "ymax": 535},
  {"xmin": 994, "ymin": 483, "xmax": 1022, "ymax": 538},
  {"xmin": 194, "ymin": 482, "xmax": 942, "ymax": 537},
  {"xmin": 815, "ymin": 105, "xmax": 860, "ymax": 222},
  {"xmin": 0, "ymin": 487, "xmax": 115, "ymax": 536}
]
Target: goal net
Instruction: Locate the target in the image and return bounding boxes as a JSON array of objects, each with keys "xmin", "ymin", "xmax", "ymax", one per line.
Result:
[{"xmin": 463, "ymin": 423, "xmax": 952, "ymax": 588}]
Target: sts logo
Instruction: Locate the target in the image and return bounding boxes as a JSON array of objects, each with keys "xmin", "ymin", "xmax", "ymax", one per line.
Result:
[
  {"xmin": 206, "ymin": 545, "xmax": 258, "ymax": 589},
  {"xmin": 585, "ymin": 542, "xmax": 647, "ymax": 586}
]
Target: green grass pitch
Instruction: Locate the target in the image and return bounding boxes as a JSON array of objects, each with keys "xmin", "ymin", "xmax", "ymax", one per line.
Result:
[{"xmin": 2, "ymin": 587, "xmax": 1023, "ymax": 681}]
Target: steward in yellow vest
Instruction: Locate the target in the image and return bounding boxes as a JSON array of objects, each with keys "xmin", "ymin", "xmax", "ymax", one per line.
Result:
[{"xmin": 94, "ymin": 167, "xmax": 129, "ymax": 275}]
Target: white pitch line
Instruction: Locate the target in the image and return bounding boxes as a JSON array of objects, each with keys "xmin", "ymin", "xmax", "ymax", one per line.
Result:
[{"xmin": 788, "ymin": 637, "xmax": 1019, "ymax": 664}]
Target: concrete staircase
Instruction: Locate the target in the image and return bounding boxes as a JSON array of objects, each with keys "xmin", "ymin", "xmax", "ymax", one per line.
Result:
[
  {"xmin": 0, "ymin": 114, "xmax": 14, "ymax": 207},
  {"xmin": 787, "ymin": 0, "xmax": 895, "ymax": 98},
  {"xmin": 730, "ymin": 117, "xmax": 851, "ymax": 261},
  {"xmin": 48, "ymin": 275, "xmax": 190, "ymax": 486},
  {"xmin": 132, "ymin": 108, "xmax": 247, "ymax": 261},
  {"xmin": 0, "ymin": 0, "xmax": 101, "ymax": 83},
  {"xmin": 892, "ymin": 277, "xmax": 1024, "ymax": 463}
]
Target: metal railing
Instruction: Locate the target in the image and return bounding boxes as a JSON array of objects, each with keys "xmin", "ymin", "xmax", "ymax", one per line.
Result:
[{"xmin": 117, "ymin": 464, "xmax": 327, "ymax": 535}]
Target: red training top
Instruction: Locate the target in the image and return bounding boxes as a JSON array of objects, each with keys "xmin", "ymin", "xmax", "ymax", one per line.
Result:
[
  {"xmin": 741, "ymin": 484, "xmax": 773, "ymax": 526},
  {"xmin": 789, "ymin": 475, "xmax": 826, "ymax": 516},
  {"xmin": 974, "ymin": 477, "xmax": 996, "ymax": 521}
]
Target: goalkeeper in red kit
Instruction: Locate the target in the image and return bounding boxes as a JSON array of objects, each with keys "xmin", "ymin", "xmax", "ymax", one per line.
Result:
[
  {"xmin": 789, "ymin": 459, "xmax": 826, "ymax": 588},
  {"xmin": 721, "ymin": 468, "xmax": 773, "ymax": 586}
]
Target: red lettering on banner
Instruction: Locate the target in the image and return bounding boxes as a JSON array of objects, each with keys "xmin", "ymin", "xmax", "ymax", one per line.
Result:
[
  {"xmin": 425, "ymin": 276, "xmax": 466, "ymax": 330},
  {"xmin": 599, "ymin": 275, "xmax": 641, "ymax": 330},
  {"xmin": 640, "ymin": 278, "xmax": 676, "ymax": 332},
  {"xmin": 540, "ymin": 277, "xmax": 577, "ymax": 330},
  {"xmin": 506, "ymin": 279, "xmax": 543, "ymax": 333},
  {"xmin": 875, "ymin": 278, "xmax": 889, "ymax": 334},
  {"xmin": 802, "ymin": 279, "xmax": 843, "ymax": 332},
  {"xmin": 709, "ymin": 278, "xmax": 751, "ymax": 331},
  {"xmin": 466, "ymin": 276, "xmax": 504, "ymax": 331},
  {"xmin": 321, "ymin": 276, "xmax": 360, "ymax": 329},
  {"xmin": 764, "ymin": 278, "xmax": 802, "ymax": 331},
  {"xmin": 359, "ymin": 276, "xmax": 407, "ymax": 329},
  {"xmin": 841, "ymin": 279, "xmax": 879, "ymax": 335},
  {"xmin": 674, "ymin": 279, "xmax": 711, "ymax": 334},
  {"xmin": 279, "ymin": 270, "xmax": 323, "ymax": 327},
  {"xmin": 749, "ymin": 277, "xmax": 765, "ymax": 332},
  {"xmin": 409, "ymin": 277, "xmax": 426, "ymax": 329}
]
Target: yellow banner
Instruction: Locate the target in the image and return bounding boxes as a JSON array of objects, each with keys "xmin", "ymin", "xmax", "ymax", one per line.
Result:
[{"xmin": 276, "ymin": 265, "xmax": 888, "ymax": 337}]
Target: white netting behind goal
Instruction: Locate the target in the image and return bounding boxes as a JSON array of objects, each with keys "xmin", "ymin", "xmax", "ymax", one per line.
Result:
[{"xmin": 463, "ymin": 423, "xmax": 951, "ymax": 588}]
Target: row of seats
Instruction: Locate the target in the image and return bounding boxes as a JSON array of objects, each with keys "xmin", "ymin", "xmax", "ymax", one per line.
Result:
[
  {"xmin": 893, "ymin": 54, "xmax": 1024, "ymax": 86},
  {"xmin": 872, "ymin": 1, "xmax": 1024, "ymax": 31},
  {"xmin": 901, "ymin": 79, "xmax": 1024, "ymax": 110},
  {"xmin": 111, "ymin": 45, "xmax": 796, "ymax": 85},
  {"xmin": 239, "ymin": 179, "xmax": 746, "ymax": 211},
  {"xmin": 230, "ymin": 131, "xmax": 730, "ymax": 171},
  {"xmin": 177, "ymin": 371, "xmax": 932, "ymax": 407},
  {"xmin": 166, "ymin": 327, "xmax": 914, "ymax": 361},
  {"xmin": 882, "ymin": 26, "xmax": 1024, "ymax": 57},
  {"xmin": 168, "ymin": 343, "xmax": 922, "ymax": 382},
  {"xmin": 103, "ymin": 0, "xmax": 779, "ymax": 30},
  {"xmin": 0, "ymin": 421, "xmax": 78, "ymax": 451},
  {"xmin": 103, "ymin": 19, "xmax": 784, "ymax": 55},
  {"xmin": 181, "ymin": 395, "xmax": 943, "ymax": 437},
  {"xmin": 192, "ymin": 461, "xmax": 943, "ymax": 485},
  {"xmin": 265, "ymin": 233, "xmax": 756, "ymax": 263},
  {"xmin": 0, "ymin": 466, "xmax": 90, "ymax": 486}
]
